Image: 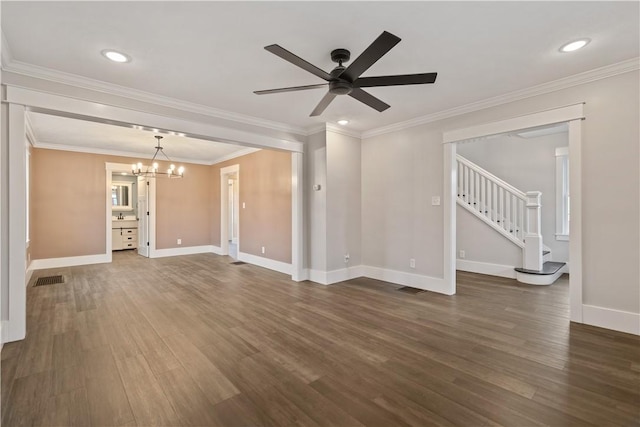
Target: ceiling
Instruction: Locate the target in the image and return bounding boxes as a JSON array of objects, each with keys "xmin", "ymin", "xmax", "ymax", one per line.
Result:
[
  {"xmin": 2, "ymin": 2, "xmax": 639, "ymax": 141},
  {"xmin": 26, "ymin": 112, "xmax": 255, "ymax": 164}
]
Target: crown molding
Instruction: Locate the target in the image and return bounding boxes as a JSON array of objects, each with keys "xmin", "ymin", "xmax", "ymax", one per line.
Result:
[
  {"xmin": 1, "ymin": 30, "xmax": 14, "ymax": 68},
  {"xmin": 362, "ymin": 57, "xmax": 640, "ymax": 139},
  {"xmin": 305, "ymin": 123, "xmax": 363, "ymax": 139},
  {"xmin": 325, "ymin": 123, "xmax": 362, "ymax": 139},
  {"xmin": 210, "ymin": 147, "xmax": 261, "ymax": 165},
  {"xmin": 31, "ymin": 139, "xmax": 260, "ymax": 166},
  {"xmin": 2, "ymin": 59, "xmax": 308, "ymax": 137}
]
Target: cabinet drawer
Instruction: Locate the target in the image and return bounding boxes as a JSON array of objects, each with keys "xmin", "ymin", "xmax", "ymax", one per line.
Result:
[
  {"xmin": 123, "ymin": 242, "xmax": 137, "ymax": 249},
  {"xmin": 123, "ymin": 235, "xmax": 136, "ymax": 242},
  {"xmin": 123, "ymin": 228, "xmax": 137, "ymax": 235}
]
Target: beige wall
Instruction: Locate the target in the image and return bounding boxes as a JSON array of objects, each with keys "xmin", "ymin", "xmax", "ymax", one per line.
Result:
[
  {"xmin": 31, "ymin": 147, "xmax": 292, "ymax": 265},
  {"xmin": 155, "ymin": 162, "xmax": 212, "ymax": 249},
  {"xmin": 212, "ymin": 150, "xmax": 292, "ymax": 263}
]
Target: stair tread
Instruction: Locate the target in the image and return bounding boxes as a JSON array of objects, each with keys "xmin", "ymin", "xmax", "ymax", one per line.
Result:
[{"xmin": 515, "ymin": 261, "xmax": 565, "ymax": 275}]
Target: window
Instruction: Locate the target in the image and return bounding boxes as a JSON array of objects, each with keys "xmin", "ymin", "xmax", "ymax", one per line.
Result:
[{"xmin": 555, "ymin": 147, "xmax": 569, "ymax": 240}]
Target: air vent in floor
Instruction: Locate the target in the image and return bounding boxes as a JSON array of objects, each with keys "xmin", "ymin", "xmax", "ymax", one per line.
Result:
[
  {"xmin": 231, "ymin": 261, "xmax": 247, "ymax": 265},
  {"xmin": 34, "ymin": 275, "xmax": 64, "ymax": 287},
  {"xmin": 397, "ymin": 286, "xmax": 423, "ymax": 294}
]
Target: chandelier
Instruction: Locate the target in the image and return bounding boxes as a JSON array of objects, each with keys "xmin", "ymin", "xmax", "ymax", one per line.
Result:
[{"xmin": 132, "ymin": 135, "xmax": 184, "ymax": 178}]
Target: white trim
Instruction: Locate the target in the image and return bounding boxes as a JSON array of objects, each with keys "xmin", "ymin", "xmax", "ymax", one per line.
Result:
[
  {"xmin": 4, "ymin": 86, "xmax": 304, "ymax": 153},
  {"xmin": 28, "ymin": 253, "xmax": 110, "ymax": 270},
  {"xmin": 515, "ymin": 269, "xmax": 563, "ymax": 286},
  {"xmin": 443, "ymin": 142, "xmax": 456, "ymax": 294},
  {"xmin": 237, "ymin": 252, "xmax": 292, "ymax": 276},
  {"xmin": 24, "ymin": 114, "xmax": 36, "ymax": 146},
  {"xmin": 220, "ymin": 164, "xmax": 240, "ymax": 257},
  {"xmin": 555, "ymin": 234, "xmax": 570, "ymax": 241},
  {"xmin": 308, "ymin": 266, "xmax": 364, "ymax": 285},
  {"xmin": 443, "ymin": 103, "xmax": 585, "ymax": 144},
  {"xmin": 291, "ymin": 153, "xmax": 304, "ymax": 281},
  {"xmin": 3, "ymin": 59, "xmax": 308, "ymax": 137},
  {"xmin": 583, "ymin": 305, "xmax": 640, "ymax": 335},
  {"xmin": 457, "ymin": 260, "xmax": 517, "ymax": 279},
  {"xmin": 362, "ymin": 266, "xmax": 453, "ymax": 295},
  {"xmin": 6, "ymin": 103, "xmax": 27, "ymax": 342},
  {"xmin": 325, "ymin": 123, "xmax": 363, "ymax": 140},
  {"xmin": 568, "ymin": 119, "xmax": 583, "ymax": 322},
  {"xmin": 150, "ymin": 245, "xmax": 219, "ymax": 259},
  {"xmin": 364, "ymin": 58, "xmax": 638, "ymax": 138},
  {"xmin": 25, "ymin": 265, "xmax": 34, "ymax": 286},
  {"xmin": 444, "ymin": 106, "xmax": 584, "ymax": 322}
]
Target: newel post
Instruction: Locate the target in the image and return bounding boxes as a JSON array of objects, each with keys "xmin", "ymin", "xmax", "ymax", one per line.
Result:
[{"xmin": 523, "ymin": 191, "xmax": 543, "ymax": 271}]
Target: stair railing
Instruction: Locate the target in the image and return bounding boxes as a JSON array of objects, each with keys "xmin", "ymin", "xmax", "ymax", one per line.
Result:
[{"xmin": 456, "ymin": 155, "xmax": 543, "ymax": 270}]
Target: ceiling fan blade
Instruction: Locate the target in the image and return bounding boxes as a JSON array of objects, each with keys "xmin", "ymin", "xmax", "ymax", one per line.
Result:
[
  {"xmin": 348, "ymin": 88, "xmax": 390, "ymax": 112},
  {"xmin": 254, "ymin": 83, "xmax": 328, "ymax": 95},
  {"xmin": 354, "ymin": 72, "xmax": 438, "ymax": 88},
  {"xmin": 340, "ymin": 31, "xmax": 401, "ymax": 83},
  {"xmin": 310, "ymin": 92, "xmax": 337, "ymax": 117},
  {"xmin": 264, "ymin": 45, "xmax": 331, "ymax": 81}
]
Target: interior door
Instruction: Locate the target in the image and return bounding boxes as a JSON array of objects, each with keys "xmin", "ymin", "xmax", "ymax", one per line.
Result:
[{"xmin": 137, "ymin": 176, "xmax": 149, "ymax": 257}]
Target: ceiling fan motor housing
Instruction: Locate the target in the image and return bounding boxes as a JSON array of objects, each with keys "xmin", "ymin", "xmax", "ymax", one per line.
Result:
[{"xmin": 329, "ymin": 65, "xmax": 353, "ymax": 95}]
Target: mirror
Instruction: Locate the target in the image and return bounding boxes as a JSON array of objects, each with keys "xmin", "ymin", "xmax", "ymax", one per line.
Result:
[{"xmin": 112, "ymin": 181, "xmax": 133, "ymax": 211}]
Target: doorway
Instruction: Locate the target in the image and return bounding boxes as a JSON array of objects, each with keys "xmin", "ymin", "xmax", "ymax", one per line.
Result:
[
  {"xmin": 443, "ymin": 103, "xmax": 584, "ymax": 322},
  {"xmin": 220, "ymin": 164, "xmax": 240, "ymax": 258}
]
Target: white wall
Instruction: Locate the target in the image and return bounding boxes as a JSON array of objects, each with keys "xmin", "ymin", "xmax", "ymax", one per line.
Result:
[
  {"xmin": 362, "ymin": 70, "xmax": 639, "ymax": 315},
  {"xmin": 326, "ymin": 131, "xmax": 362, "ymax": 270},
  {"xmin": 457, "ymin": 131, "xmax": 569, "ymax": 266},
  {"xmin": 305, "ymin": 131, "xmax": 327, "ymax": 272}
]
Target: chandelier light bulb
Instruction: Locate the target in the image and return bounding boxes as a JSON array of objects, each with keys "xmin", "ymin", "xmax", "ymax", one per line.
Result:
[
  {"xmin": 178, "ymin": 166, "xmax": 185, "ymax": 175},
  {"xmin": 170, "ymin": 164, "xmax": 175, "ymax": 170},
  {"xmin": 153, "ymin": 162, "xmax": 159, "ymax": 171}
]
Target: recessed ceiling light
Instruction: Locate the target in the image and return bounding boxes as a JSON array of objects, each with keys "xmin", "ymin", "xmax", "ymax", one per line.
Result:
[
  {"xmin": 337, "ymin": 119, "xmax": 349, "ymax": 126},
  {"xmin": 101, "ymin": 49, "xmax": 131, "ymax": 63},
  {"xmin": 559, "ymin": 39, "xmax": 590, "ymax": 53}
]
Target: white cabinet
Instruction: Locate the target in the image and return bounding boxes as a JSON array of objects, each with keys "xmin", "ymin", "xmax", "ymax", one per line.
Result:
[{"xmin": 112, "ymin": 227, "xmax": 138, "ymax": 251}]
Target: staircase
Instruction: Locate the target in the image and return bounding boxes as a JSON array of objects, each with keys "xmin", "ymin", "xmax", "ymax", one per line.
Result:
[{"xmin": 456, "ymin": 155, "xmax": 565, "ymax": 285}]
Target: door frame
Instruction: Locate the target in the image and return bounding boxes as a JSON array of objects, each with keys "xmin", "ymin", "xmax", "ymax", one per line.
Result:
[
  {"xmin": 106, "ymin": 162, "xmax": 157, "ymax": 260},
  {"xmin": 137, "ymin": 175, "xmax": 149, "ymax": 257},
  {"xmin": 220, "ymin": 164, "xmax": 239, "ymax": 256},
  {"xmin": 442, "ymin": 103, "xmax": 585, "ymax": 322}
]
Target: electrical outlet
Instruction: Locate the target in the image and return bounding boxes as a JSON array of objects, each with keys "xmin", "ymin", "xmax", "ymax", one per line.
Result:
[
  {"xmin": 431, "ymin": 196, "xmax": 441, "ymax": 206},
  {"xmin": 344, "ymin": 253, "xmax": 350, "ymax": 263},
  {"xmin": 261, "ymin": 246, "xmax": 265, "ymax": 254},
  {"xmin": 177, "ymin": 238, "xmax": 182, "ymax": 245},
  {"xmin": 410, "ymin": 258, "xmax": 416, "ymax": 268},
  {"xmin": 459, "ymin": 250, "xmax": 465, "ymax": 259}
]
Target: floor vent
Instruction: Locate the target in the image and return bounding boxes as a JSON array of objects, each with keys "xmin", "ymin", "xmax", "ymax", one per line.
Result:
[
  {"xmin": 34, "ymin": 275, "xmax": 64, "ymax": 287},
  {"xmin": 397, "ymin": 286, "xmax": 423, "ymax": 294},
  {"xmin": 231, "ymin": 261, "xmax": 247, "ymax": 265}
]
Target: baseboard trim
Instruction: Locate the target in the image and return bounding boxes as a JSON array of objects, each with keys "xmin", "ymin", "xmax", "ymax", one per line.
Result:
[
  {"xmin": 151, "ymin": 245, "xmax": 219, "ymax": 258},
  {"xmin": 363, "ymin": 265, "xmax": 453, "ymax": 295},
  {"xmin": 237, "ymin": 252, "xmax": 292, "ymax": 275},
  {"xmin": 25, "ymin": 265, "xmax": 34, "ymax": 287},
  {"xmin": 309, "ymin": 266, "xmax": 364, "ymax": 285},
  {"xmin": 29, "ymin": 253, "xmax": 110, "ymax": 271},
  {"xmin": 456, "ymin": 259, "xmax": 517, "ymax": 279},
  {"xmin": 582, "ymin": 304, "xmax": 640, "ymax": 335}
]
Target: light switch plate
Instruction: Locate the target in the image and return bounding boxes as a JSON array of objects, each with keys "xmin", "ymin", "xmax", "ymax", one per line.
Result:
[{"xmin": 431, "ymin": 196, "xmax": 441, "ymax": 206}]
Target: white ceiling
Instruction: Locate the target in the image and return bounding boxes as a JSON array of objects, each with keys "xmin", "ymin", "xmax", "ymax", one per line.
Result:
[
  {"xmin": 27, "ymin": 112, "xmax": 255, "ymax": 164},
  {"xmin": 3, "ymin": 2, "xmax": 639, "ymax": 138}
]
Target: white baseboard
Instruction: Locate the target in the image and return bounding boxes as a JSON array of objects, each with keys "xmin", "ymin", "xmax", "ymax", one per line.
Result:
[
  {"xmin": 25, "ymin": 265, "xmax": 34, "ymax": 287},
  {"xmin": 28, "ymin": 253, "xmax": 110, "ymax": 271},
  {"xmin": 237, "ymin": 252, "xmax": 292, "ymax": 275},
  {"xmin": 210, "ymin": 245, "xmax": 222, "ymax": 255},
  {"xmin": 309, "ymin": 266, "xmax": 364, "ymax": 285},
  {"xmin": 456, "ymin": 259, "xmax": 517, "ymax": 279},
  {"xmin": 363, "ymin": 265, "xmax": 452, "ymax": 295},
  {"xmin": 151, "ymin": 245, "xmax": 219, "ymax": 258},
  {"xmin": 582, "ymin": 304, "xmax": 640, "ymax": 335}
]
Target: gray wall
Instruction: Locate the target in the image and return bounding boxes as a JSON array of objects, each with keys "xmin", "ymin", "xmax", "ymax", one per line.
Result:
[
  {"xmin": 362, "ymin": 70, "xmax": 639, "ymax": 314},
  {"xmin": 457, "ymin": 131, "xmax": 569, "ymax": 265},
  {"xmin": 327, "ymin": 131, "xmax": 361, "ymax": 270}
]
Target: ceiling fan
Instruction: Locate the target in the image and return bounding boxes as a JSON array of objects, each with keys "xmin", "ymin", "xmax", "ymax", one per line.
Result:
[{"xmin": 254, "ymin": 31, "xmax": 438, "ymax": 117}]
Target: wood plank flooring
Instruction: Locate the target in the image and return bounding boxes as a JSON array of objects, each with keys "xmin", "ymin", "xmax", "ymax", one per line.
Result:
[{"xmin": 2, "ymin": 250, "xmax": 639, "ymax": 426}]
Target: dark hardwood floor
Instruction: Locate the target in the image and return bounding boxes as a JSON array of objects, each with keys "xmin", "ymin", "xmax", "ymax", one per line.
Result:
[{"xmin": 2, "ymin": 251, "xmax": 639, "ymax": 426}]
